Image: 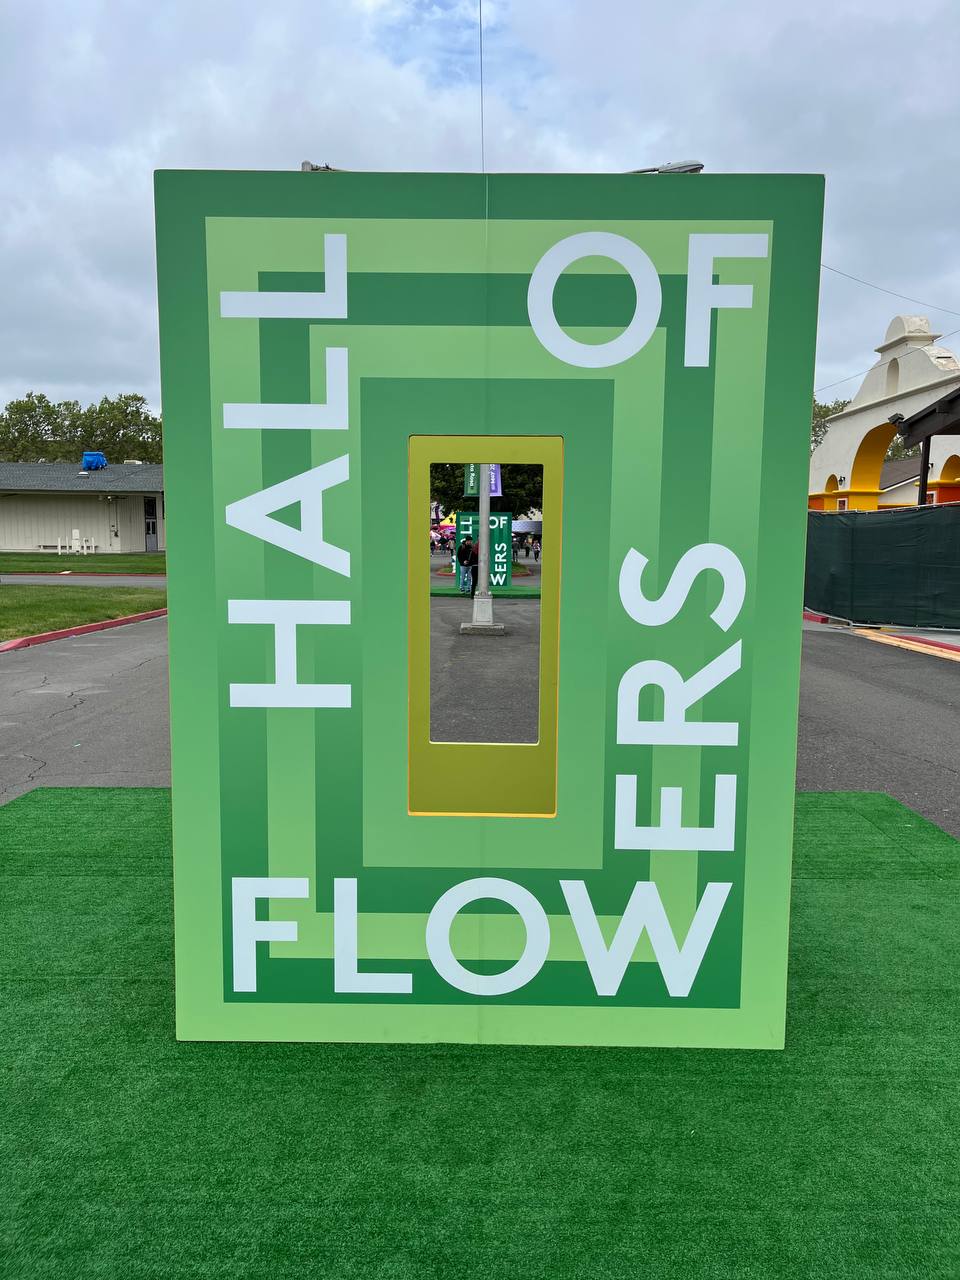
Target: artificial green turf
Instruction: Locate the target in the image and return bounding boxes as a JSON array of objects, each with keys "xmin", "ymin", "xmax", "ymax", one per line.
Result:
[{"xmin": 2, "ymin": 789, "xmax": 958, "ymax": 1278}]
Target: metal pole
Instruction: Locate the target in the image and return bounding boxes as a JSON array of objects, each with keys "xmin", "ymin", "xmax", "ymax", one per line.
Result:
[
  {"xmin": 918, "ymin": 435, "xmax": 931, "ymax": 506},
  {"xmin": 461, "ymin": 462, "xmax": 504, "ymax": 634},
  {"xmin": 472, "ymin": 463, "xmax": 494, "ymax": 625}
]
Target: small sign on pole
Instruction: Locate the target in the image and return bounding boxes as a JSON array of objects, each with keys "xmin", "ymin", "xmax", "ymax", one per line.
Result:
[{"xmin": 464, "ymin": 463, "xmax": 501, "ymax": 497}]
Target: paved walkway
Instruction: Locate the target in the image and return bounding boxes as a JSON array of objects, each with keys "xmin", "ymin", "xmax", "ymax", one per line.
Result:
[
  {"xmin": 0, "ymin": 616, "xmax": 170, "ymax": 803},
  {"xmin": 430, "ymin": 597, "xmax": 541, "ymax": 743},
  {"xmin": 0, "ymin": 574, "xmax": 166, "ymax": 588},
  {"xmin": 798, "ymin": 626, "xmax": 960, "ymax": 836},
  {"xmin": 2, "ymin": 613, "xmax": 959, "ymax": 837}
]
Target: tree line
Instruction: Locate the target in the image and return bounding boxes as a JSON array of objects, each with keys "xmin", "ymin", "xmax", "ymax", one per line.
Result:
[
  {"xmin": 0, "ymin": 392, "xmax": 162, "ymax": 464},
  {"xmin": 1, "ymin": 392, "xmax": 884, "ymax": 471},
  {"xmin": 430, "ymin": 464, "xmax": 544, "ymax": 520}
]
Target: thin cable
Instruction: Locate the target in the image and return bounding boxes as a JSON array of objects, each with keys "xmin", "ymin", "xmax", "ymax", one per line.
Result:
[
  {"xmin": 815, "ymin": 324, "xmax": 960, "ymax": 394},
  {"xmin": 821, "ymin": 264, "xmax": 960, "ymax": 319},
  {"xmin": 477, "ymin": 0, "xmax": 486, "ymax": 173}
]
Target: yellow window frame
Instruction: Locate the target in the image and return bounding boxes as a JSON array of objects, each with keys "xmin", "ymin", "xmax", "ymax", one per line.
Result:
[{"xmin": 407, "ymin": 435, "xmax": 563, "ymax": 817}]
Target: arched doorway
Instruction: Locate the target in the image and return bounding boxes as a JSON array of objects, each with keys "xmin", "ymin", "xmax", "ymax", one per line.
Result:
[
  {"xmin": 808, "ymin": 474, "xmax": 840, "ymax": 512},
  {"xmin": 849, "ymin": 423, "xmax": 898, "ymax": 510}
]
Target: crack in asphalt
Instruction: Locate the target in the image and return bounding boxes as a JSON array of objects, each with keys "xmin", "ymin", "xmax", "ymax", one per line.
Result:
[
  {"xmin": 18, "ymin": 752, "xmax": 48, "ymax": 783},
  {"xmin": 48, "ymin": 694, "xmax": 88, "ymax": 721}
]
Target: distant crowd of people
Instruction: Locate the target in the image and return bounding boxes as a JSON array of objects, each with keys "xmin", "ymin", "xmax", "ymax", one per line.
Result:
[
  {"xmin": 444, "ymin": 532, "xmax": 541, "ymax": 596},
  {"xmin": 429, "ymin": 532, "xmax": 541, "ymax": 562}
]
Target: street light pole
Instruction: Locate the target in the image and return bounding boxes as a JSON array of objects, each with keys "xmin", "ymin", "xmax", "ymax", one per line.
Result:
[
  {"xmin": 460, "ymin": 462, "xmax": 505, "ymax": 635},
  {"xmin": 473, "ymin": 462, "xmax": 493, "ymax": 625}
]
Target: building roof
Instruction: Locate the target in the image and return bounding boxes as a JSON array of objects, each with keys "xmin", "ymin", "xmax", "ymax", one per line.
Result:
[
  {"xmin": 880, "ymin": 457, "xmax": 922, "ymax": 491},
  {"xmin": 0, "ymin": 462, "xmax": 163, "ymax": 494},
  {"xmin": 899, "ymin": 381, "xmax": 960, "ymax": 449}
]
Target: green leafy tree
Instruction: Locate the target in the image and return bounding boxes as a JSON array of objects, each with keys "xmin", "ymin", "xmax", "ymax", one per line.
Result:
[
  {"xmin": 810, "ymin": 397, "xmax": 849, "ymax": 454},
  {"xmin": 429, "ymin": 463, "xmax": 543, "ymax": 519},
  {"xmin": 78, "ymin": 394, "xmax": 162, "ymax": 463},
  {"xmin": 0, "ymin": 392, "xmax": 65, "ymax": 461},
  {"xmin": 0, "ymin": 392, "xmax": 162, "ymax": 463},
  {"xmin": 884, "ymin": 433, "xmax": 920, "ymax": 460}
]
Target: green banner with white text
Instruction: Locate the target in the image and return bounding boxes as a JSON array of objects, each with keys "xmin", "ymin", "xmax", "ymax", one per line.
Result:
[{"xmin": 456, "ymin": 509, "xmax": 512, "ymax": 592}]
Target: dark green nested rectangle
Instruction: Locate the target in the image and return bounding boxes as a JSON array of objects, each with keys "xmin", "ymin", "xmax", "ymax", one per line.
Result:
[
  {"xmin": 260, "ymin": 271, "xmax": 643, "ymax": 327},
  {"xmin": 244, "ymin": 955, "xmax": 737, "ymax": 1009},
  {"xmin": 157, "ymin": 168, "xmax": 822, "ymax": 225}
]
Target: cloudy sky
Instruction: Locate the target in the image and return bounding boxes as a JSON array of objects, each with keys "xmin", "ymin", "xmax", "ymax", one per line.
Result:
[{"xmin": 2, "ymin": 0, "xmax": 958, "ymax": 411}]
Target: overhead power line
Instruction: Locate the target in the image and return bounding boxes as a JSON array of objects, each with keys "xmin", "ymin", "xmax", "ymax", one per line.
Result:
[
  {"xmin": 821, "ymin": 264, "xmax": 960, "ymax": 319},
  {"xmin": 816, "ymin": 265, "xmax": 960, "ymax": 395},
  {"xmin": 815, "ymin": 324, "xmax": 960, "ymax": 395}
]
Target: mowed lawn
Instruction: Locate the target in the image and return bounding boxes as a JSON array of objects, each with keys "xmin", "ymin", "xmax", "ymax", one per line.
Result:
[
  {"xmin": 0, "ymin": 585, "xmax": 166, "ymax": 641},
  {"xmin": 2, "ymin": 788, "xmax": 958, "ymax": 1278},
  {"xmin": 0, "ymin": 551, "xmax": 165, "ymax": 574}
]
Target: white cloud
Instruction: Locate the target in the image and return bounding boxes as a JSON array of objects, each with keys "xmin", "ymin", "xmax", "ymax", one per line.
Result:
[{"xmin": 1, "ymin": 0, "xmax": 958, "ymax": 410}]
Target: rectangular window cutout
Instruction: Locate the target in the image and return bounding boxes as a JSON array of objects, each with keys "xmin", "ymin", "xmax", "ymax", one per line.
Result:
[
  {"xmin": 429, "ymin": 462, "xmax": 543, "ymax": 744},
  {"xmin": 408, "ymin": 437, "xmax": 562, "ymax": 817}
]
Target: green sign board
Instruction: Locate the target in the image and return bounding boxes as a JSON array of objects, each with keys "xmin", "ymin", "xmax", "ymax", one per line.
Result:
[
  {"xmin": 156, "ymin": 169, "xmax": 823, "ymax": 1048},
  {"xmin": 455, "ymin": 510, "xmax": 512, "ymax": 591}
]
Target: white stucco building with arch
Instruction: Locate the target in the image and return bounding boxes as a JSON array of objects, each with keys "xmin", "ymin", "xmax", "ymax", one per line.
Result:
[{"xmin": 810, "ymin": 316, "xmax": 960, "ymax": 510}]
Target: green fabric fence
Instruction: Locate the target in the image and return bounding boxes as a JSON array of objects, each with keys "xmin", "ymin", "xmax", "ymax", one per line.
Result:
[{"xmin": 805, "ymin": 505, "xmax": 960, "ymax": 627}]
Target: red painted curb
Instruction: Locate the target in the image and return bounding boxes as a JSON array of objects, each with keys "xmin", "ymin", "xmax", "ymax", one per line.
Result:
[
  {"xmin": 802, "ymin": 610, "xmax": 830, "ymax": 623},
  {"xmin": 0, "ymin": 609, "xmax": 168, "ymax": 652},
  {"xmin": 890, "ymin": 633, "xmax": 960, "ymax": 655}
]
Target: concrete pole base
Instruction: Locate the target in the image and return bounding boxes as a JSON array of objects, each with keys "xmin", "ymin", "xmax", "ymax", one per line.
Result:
[
  {"xmin": 460, "ymin": 622, "xmax": 506, "ymax": 635},
  {"xmin": 471, "ymin": 592, "xmax": 494, "ymax": 625}
]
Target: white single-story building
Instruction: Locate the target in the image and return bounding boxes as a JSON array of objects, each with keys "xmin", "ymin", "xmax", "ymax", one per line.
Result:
[{"xmin": 0, "ymin": 461, "xmax": 165, "ymax": 554}]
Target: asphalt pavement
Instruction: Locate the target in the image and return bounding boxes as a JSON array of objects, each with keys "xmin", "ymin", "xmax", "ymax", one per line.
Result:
[
  {"xmin": 0, "ymin": 574, "xmax": 166, "ymax": 587},
  {"xmin": 430, "ymin": 597, "xmax": 540, "ymax": 742},
  {"xmin": 797, "ymin": 625, "xmax": 960, "ymax": 836},
  {"xmin": 1, "ymin": 614, "xmax": 958, "ymax": 838},
  {"xmin": 0, "ymin": 616, "xmax": 170, "ymax": 803}
]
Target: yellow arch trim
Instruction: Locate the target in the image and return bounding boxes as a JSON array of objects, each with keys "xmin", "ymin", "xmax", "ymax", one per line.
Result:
[{"xmin": 850, "ymin": 423, "xmax": 898, "ymax": 510}]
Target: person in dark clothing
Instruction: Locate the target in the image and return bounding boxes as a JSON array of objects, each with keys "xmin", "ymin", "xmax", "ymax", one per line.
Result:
[
  {"xmin": 456, "ymin": 535, "xmax": 474, "ymax": 594},
  {"xmin": 468, "ymin": 539, "xmax": 481, "ymax": 597}
]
